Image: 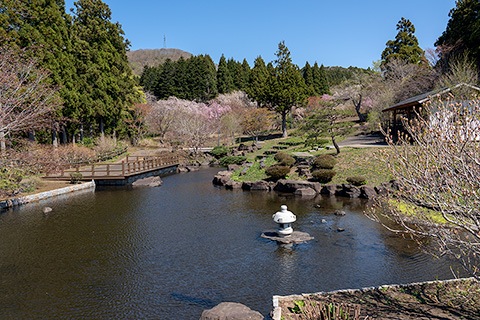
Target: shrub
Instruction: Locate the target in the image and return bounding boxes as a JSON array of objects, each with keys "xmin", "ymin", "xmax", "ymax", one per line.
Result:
[
  {"xmin": 209, "ymin": 145, "xmax": 230, "ymax": 159},
  {"xmin": 219, "ymin": 156, "xmax": 246, "ymax": 167},
  {"xmin": 265, "ymin": 164, "xmax": 290, "ymax": 180},
  {"xmin": 274, "ymin": 152, "xmax": 295, "ymax": 167},
  {"xmin": 312, "ymin": 169, "xmax": 336, "ymax": 183},
  {"xmin": 305, "ymin": 138, "xmax": 329, "ymax": 148},
  {"xmin": 346, "ymin": 176, "xmax": 367, "ymax": 186},
  {"xmin": 313, "ymin": 154, "xmax": 336, "ymax": 169},
  {"xmin": 69, "ymin": 172, "xmax": 83, "ymax": 184}
]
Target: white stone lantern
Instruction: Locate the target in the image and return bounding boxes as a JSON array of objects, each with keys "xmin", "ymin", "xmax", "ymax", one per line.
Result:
[{"xmin": 272, "ymin": 205, "xmax": 296, "ymax": 236}]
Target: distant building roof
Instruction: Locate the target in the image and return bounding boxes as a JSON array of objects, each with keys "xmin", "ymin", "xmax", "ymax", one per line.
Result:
[{"xmin": 382, "ymin": 83, "xmax": 480, "ymax": 112}]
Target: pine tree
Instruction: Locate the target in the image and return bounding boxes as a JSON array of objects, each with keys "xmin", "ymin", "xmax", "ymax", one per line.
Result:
[
  {"xmin": 381, "ymin": 17, "xmax": 425, "ymax": 67},
  {"xmin": 71, "ymin": 0, "xmax": 137, "ymax": 135},
  {"xmin": 217, "ymin": 55, "xmax": 233, "ymax": 94}
]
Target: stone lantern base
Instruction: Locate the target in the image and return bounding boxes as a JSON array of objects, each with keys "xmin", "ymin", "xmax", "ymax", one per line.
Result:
[{"xmin": 261, "ymin": 230, "xmax": 314, "ymax": 245}]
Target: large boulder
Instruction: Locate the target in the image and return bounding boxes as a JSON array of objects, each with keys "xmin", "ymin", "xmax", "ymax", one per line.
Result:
[
  {"xmin": 336, "ymin": 184, "xmax": 361, "ymax": 198},
  {"xmin": 199, "ymin": 302, "xmax": 264, "ymax": 320},
  {"xmin": 273, "ymin": 179, "xmax": 321, "ymax": 194},
  {"xmin": 212, "ymin": 171, "xmax": 233, "ymax": 186},
  {"xmin": 360, "ymin": 185, "xmax": 377, "ymax": 199},
  {"xmin": 242, "ymin": 180, "xmax": 270, "ymax": 191},
  {"xmin": 321, "ymin": 184, "xmax": 339, "ymax": 196},
  {"xmin": 225, "ymin": 180, "xmax": 242, "ymax": 189},
  {"xmin": 294, "ymin": 188, "xmax": 316, "ymax": 197}
]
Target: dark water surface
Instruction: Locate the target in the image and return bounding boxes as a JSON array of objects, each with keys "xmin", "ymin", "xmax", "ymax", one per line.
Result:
[{"xmin": 0, "ymin": 168, "xmax": 459, "ymax": 319}]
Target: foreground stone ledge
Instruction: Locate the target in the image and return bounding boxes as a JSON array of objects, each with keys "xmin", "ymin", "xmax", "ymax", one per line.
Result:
[
  {"xmin": 0, "ymin": 180, "xmax": 96, "ymax": 210},
  {"xmin": 270, "ymin": 277, "xmax": 476, "ymax": 320}
]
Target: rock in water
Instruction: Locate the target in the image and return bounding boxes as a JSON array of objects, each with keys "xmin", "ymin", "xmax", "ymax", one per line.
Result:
[
  {"xmin": 132, "ymin": 176, "xmax": 163, "ymax": 188},
  {"xmin": 200, "ymin": 302, "xmax": 264, "ymax": 320},
  {"xmin": 42, "ymin": 207, "xmax": 53, "ymax": 214}
]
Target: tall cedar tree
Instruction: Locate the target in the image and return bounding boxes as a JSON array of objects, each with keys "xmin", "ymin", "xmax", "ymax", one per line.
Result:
[
  {"xmin": 381, "ymin": 17, "xmax": 425, "ymax": 68},
  {"xmin": 71, "ymin": 0, "xmax": 137, "ymax": 136},
  {"xmin": 217, "ymin": 55, "xmax": 233, "ymax": 94},
  {"xmin": 241, "ymin": 59, "xmax": 251, "ymax": 90},
  {"xmin": 246, "ymin": 56, "xmax": 268, "ymax": 102},
  {"xmin": 264, "ymin": 41, "xmax": 308, "ymax": 137},
  {"xmin": 435, "ymin": 0, "xmax": 480, "ymax": 71},
  {"xmin": 302, "ymin": 62, "xmax": 315, "ymax": 95},
  {"xmin": 313, "ymin": 63, "xmax": 330, "ymax": 95}
]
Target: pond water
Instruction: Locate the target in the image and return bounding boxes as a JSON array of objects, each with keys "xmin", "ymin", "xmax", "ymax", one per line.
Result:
[{"xmin": 0, "ymin": 167, "xmax": 460, "ymax": 319}]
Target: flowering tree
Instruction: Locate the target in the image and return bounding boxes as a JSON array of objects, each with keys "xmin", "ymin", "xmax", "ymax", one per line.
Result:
[
  {"xmin": 173, "ymin": 99, "xmax": 225, "ymax": 155},
  {"xmin": 0, "ymin": 46, "xmax": 60, "ymax": 151},
  {"xmin": 205, "ymin": 101, "xmax": 231, "ymax": 146},
  {"xmin": 369, "ymin": 94, "xmax": 480, "ymax": 280},
  {"xmin": 145, "ymin": 96, "xmax": 179, "ymax": 144}
]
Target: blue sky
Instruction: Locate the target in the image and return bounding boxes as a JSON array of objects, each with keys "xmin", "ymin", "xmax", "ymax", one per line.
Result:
[{"xmin": 65, "ymin": 0, "xmax": 456, "ymax": 69}]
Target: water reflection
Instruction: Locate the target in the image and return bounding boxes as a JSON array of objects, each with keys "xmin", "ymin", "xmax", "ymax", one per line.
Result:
[{"xmin": 0, "ymin": 167, "xmax": 462, "ymax": 319}]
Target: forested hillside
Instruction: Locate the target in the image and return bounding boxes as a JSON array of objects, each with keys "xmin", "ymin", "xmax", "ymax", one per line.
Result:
[{"xmin": 127, "ymin": 48, "xmax": 193, "ymax": 75}]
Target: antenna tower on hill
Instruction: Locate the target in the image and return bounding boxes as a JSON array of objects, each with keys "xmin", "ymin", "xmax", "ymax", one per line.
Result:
[{"xmin": 163, "ymin": 34, "xmax": 167, "ymax": 49}]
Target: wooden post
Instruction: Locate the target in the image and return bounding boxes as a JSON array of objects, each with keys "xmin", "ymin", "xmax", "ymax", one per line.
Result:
[
  {"xmin": 122, "ymin": 161, "xmax": 125, "ymax": 176},
  {"xmin": 107, "ymin": 164, "xmax": 110, "ymax": 176},
  {"xmin": 91, "ymin": 165, "xmax": 94, "ymax": 176}
]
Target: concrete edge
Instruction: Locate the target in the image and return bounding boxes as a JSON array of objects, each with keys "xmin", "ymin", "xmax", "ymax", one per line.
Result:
[
  {"xmin": 270, "ymin": 277, "xmax": 475, "ymax": 320},
  {"xmin": 0, "ymin": 180, "xmax": 96, "ymax": 210}
]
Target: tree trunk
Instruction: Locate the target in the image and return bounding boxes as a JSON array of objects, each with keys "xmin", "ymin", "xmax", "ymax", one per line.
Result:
[
  {"xmin": 352, "ymin": 95, "xmax": 367, "ymax": 123},
  {"xmin": 332, "ymin": 136, "xmax": 340, "ymax": 154},
  {"xmin": 61, "ymin": 125, "xmax": 67, "ymax": 145},
  {"xmin": 80, "ymin": 124, "xmax": 84, "ymax": 142},
  {"xmin": 99, "ymin": 117, "xmax": 105, "ymax": 141},
  {"xmin": 89, "ymin": 123, "xmax": 93, "ymax": 139},
  {"xmin": 282, "ymin": 110, "xmax": 288, "ymax": 138},
  {"xmin": 0, "ymin": 128, "xmax": 6, "ymax": 152},
  {"xmin": 52, "ymin": 126, "xmax": 58, "ymax": 148},
  {"xmin": 28, "ymin": 130, "xmax": 35, "ymax": 142}
]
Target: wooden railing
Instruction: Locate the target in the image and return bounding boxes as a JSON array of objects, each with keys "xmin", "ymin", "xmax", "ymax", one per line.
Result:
[{"xmin": 44, "ymin": 155, "xmax": 179, "ymax": 179}]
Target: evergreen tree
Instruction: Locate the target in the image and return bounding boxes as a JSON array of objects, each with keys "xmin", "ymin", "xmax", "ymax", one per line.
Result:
[
  {"xmin": 263, "ymin": 41, "xmax": 308, "ymax": 137},
  {"xmin": 302, "ymin": 61, "xmax": 316, "ymax": 96},
  {"xmin": 241, "ymin": 59, "xmax": 251, "ymax": 90},
  {"xmin": 71, "ymin": 0, "xmax": 138, "ymax": 135},
  {"xmin": 381, "ymin": 17, "xmax": 425, "ymax": 67},
  {"xmin": 154, "ymin": 59, "xmax": 177, "ymax": 99},
  {"xmin": 246, "ymin": 56, "xmax": 268, "ymax": 102},
  {"xmin": 435, "ymin": 0, "xmax": 480, "ymax": 71},
  {"xmin": 312, "ymin": 63, "xmax": 330, "ymax": 95},
  {"xmin": 217, "ymin": 55, "xmax": 233, "ymax": 94}
]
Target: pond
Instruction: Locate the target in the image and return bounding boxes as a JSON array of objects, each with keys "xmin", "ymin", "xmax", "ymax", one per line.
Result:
[{"xmin": 0, "ymin": 167, "xmax": 460, "ymax": 319}]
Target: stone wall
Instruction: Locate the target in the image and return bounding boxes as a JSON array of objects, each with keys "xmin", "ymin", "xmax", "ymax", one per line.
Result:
[{"xmin": 0, "ymin": 180, "xmax": 96, "ymax": 210}]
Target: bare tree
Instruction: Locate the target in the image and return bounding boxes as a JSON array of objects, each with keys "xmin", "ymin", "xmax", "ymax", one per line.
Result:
[
  {"xmin": 241, "ymin": 107, "xmax": 275, "ymax": 142},
  {"xmin": 0, "ymin": 46, "xmax": 60, "ymax": 151},
  {"xmin": 368, "ymin": 94, "xmax": 480, "ymax": 280}
]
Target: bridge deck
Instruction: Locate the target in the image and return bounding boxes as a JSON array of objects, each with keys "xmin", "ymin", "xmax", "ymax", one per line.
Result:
[{"xmin": 44, "ymin": 155, "xmax": 179, "ymax": 181}]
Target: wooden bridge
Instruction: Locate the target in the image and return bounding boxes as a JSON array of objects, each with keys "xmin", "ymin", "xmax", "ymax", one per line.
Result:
[{"xmin": 44, "ymin": 154, "xmax": 180, "ymax": 185}]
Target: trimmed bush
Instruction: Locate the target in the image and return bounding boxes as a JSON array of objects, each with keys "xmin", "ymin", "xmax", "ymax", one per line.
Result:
[
  {"xmin": 265, "ymin": 164, "xmax": 290, "ymax": 180},
  {"xmin": 312, "ymin": 169, "xmax": 336, "ymax": 183},
  {"xmin": 313, "ymin": 154, "xmax": 336, "ymax": 169},
  {"xmin": 209, "ymin": 145, "xmax": 229, "ymax": 159},
  {"xmin": 274, "ymin": 152, "xmax": 295, "ymax": 167},
  {"xmin": 346, "ymin": 176, "xmax": 367, "ymax": 186},
  {"xmin": 219, "ymin": 156, "xmax": 246, "ymax": 167},
  {"xmin": 69, "ymin": 172, "xmax": 83, "ymax": 184}
]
